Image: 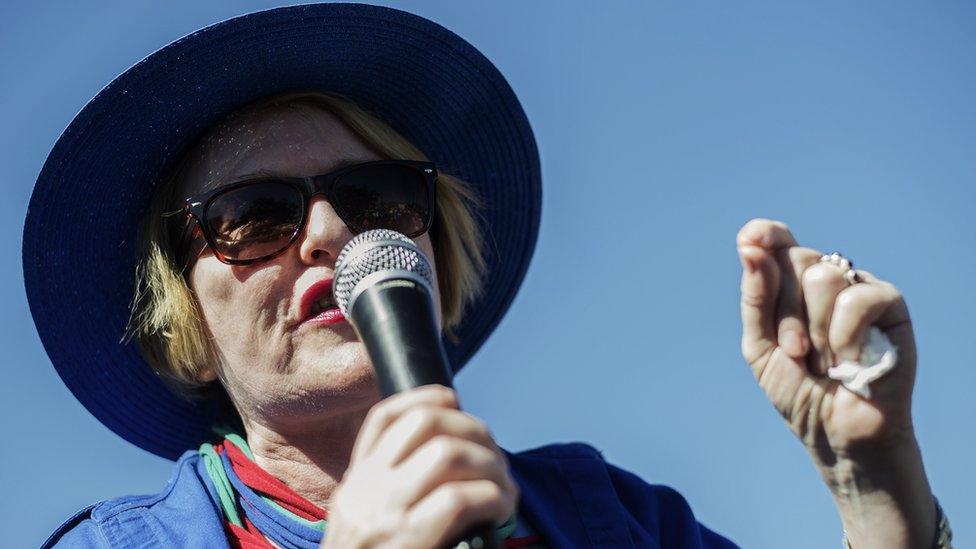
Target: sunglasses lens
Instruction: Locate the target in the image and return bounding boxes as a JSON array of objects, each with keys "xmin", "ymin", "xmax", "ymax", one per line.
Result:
[
  {"xmin": 332, "ymin": 164, "xmax": 430, "ymax": 236},
  {"xmin": 206, "ymin": 182, "xmax": 303, "ymax": 261}
]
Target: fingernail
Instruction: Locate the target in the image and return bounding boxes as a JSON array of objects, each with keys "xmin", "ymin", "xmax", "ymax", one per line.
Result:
[{"xmin": 782, "ymin": 330, "xmax": 806, "ymax": 356}]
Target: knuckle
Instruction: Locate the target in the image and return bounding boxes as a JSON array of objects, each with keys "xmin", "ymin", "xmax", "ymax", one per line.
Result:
[
  {"xmin": 426, "ymin": 384, "xmax": 459, "ymax": 408},
  {"xmin": 404, "ymin": 407, "xmax": 439, "ymax": 433},
  {"xmin": 802, "ymin": 262, "xmax": 841, "ymax": 289},
  {"xmin": 482, "ymin": 481, "xmax": 504, "ymax": 505},
  {"xmin": 835, "ymin": 288, "xmax": 862, "ymax": 312},
  {"xmin": 883, "ymin": 280, "xmax": 902, "ymax": 300},
  {"xmin": 462, "ymin": 412, "xmax": 492, "ymax": 440},
  {"xmin": 365, "ymin": 401, "xmax": 394, "ymax": 427},
  {"xmin": 431, "ymin": 436, "xmax": 467, "ymax": 468},
  {"xmin": 437, "ymin": 486, "xmax": 468, "ymax": 517}
]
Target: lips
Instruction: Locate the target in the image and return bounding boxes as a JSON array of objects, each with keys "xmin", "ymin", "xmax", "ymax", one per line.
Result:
[{"xmin": 298, "ymin": 278, "xmax": 343, "ymax": 325}]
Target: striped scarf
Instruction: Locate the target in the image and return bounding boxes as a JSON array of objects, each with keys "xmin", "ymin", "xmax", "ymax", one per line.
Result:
[{"xmin": 199, "ymin": 431, "xmax": 543, "ymax": 548}]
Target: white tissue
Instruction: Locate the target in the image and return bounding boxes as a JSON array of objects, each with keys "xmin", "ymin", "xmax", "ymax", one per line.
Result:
[{"xmin": 826, "ymin": 326, "xmax": 898, "ymax": 399}]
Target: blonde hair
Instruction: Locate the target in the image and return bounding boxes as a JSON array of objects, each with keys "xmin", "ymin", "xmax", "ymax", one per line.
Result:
[{"xmin": 125, "ymin": 90, "xmax": 486, "ymax": 402}]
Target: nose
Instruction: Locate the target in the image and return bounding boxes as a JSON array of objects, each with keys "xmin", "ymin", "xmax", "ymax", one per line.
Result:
[{"xmin": 296, "ymin": 195, "xmax": 355, "ymax": 265}]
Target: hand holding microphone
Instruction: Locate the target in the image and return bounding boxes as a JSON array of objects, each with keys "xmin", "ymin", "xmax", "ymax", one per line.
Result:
[
  {"xmin": 322, "ymin": 385, "xmax": 516, "ymax": 549},
  {"xmin": 320, "ymin": 230, "xmax": 516, "ymax": 549}
]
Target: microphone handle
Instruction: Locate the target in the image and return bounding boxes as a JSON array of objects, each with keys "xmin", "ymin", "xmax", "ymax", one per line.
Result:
[{"xmin": 349, "ymin": 279, "xmax": 499, "ymax": 549}]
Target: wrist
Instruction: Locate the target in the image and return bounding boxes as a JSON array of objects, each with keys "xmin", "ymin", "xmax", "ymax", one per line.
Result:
[
  {"xmin": 815, "ymin": 426, "xmax": 924, "ymax": 499},
  {"xmin": 844, "ymin": 496, "xmax": 953, "ymax": 549},
  {"xmin": 813, "ymin": 433, "xmax": 937, "ymax": 548}
]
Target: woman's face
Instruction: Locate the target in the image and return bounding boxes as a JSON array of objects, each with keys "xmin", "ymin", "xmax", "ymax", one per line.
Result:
[{"xmin": 181, "ymin": 104, "xmax": 441, "ymax": 425}]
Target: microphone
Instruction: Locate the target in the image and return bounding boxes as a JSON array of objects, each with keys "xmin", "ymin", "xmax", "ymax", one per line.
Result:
[{"xmin": 333, "ymin": 229, "xmax": 499, "ymax": 549}]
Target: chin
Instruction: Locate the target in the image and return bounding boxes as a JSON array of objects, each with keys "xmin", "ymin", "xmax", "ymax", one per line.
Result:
[{"xmin": 300, "ymin": 350, "xmax": 375, "ymax": 386}]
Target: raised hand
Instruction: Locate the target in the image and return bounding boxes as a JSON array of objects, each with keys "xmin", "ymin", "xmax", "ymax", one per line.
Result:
[
  {"xmin": 736, "ymin": 218, "xmax": 937, "ymax": 548},
  {"xmin": 736, "ymin": 218, "xmax": 916, "ymax": 455}
]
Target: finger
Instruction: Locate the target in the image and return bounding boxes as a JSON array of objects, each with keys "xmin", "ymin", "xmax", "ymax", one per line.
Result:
[
  {"xmin": 801, "ymin": 261, "xmax": 850, "ymax": 375},
  {"xmin": 736, "ymin": 218, "xmax": 798, "ymax": 250},
  {"xmin": 827, "ymin": 281, "xmax": 910, "ymax": 365},
  {"xmin": 405, "ymin": 480, "xmax": 515, "ymax": 549},
  {"xmin": 738, "ymin": 239, "xmax": 780, "ymax": 366},
  {"xmin": 737, "ymin": 219, "xmax": 811, "ymax": 358},
  {"xmin": 370, "ymin": 406, "xmax": 496, "ymax": 467},
  {"xmin": 394, "ymin": 436, "xmax": 514, "ymax": 509},
  {"xmin": 351, "ymin": 384, "xmax": 459, "ymax": 464},
  {"xmin": 773, "ymin": 246, "xmax": 822, "ymax": 358}
]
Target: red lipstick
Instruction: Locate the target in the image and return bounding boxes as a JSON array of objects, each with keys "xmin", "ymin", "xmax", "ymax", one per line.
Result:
[{"xmin": 298, "ymin": 278, "xmax": 346, "ymax": 327}]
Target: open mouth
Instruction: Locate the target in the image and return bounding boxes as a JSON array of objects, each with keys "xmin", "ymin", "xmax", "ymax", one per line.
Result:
[
  {"xmin": 299, "ymin": 277, "xmax": 346, "ymax": 326},
  {"xmin": 308, "ymin": 294, "xmax": 337, "ymax": 317}
]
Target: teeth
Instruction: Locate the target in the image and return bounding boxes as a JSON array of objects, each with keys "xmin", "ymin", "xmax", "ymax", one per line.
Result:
[{"xmin": 309, "ymin": 296, "xmax": 334, "ymax": 316}]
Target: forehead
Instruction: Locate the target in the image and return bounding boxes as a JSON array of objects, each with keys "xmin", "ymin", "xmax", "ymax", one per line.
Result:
[{"xmin": 179, "ymin": 103, "xmax": 381, "ymax": 196}]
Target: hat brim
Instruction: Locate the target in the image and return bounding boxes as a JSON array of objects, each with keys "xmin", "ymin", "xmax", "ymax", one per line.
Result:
[{"xmin": 22, "ymin": 2, "xmax": 540, "ymax": 460}]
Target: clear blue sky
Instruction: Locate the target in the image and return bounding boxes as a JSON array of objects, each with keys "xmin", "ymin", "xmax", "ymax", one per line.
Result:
[{"xmin": 4, "ymin": 2, "xmax": 974, "ymax": 547}]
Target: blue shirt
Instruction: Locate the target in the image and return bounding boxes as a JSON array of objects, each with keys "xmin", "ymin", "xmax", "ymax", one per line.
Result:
[{"xmin": 43, "ymin": 442, "xmax": 739, "ymax": 548}]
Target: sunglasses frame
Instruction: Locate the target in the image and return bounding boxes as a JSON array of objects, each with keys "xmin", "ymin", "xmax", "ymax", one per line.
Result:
[{"xmin": 179, "ymin": 159, "xmax": 437, "ymax": 266}]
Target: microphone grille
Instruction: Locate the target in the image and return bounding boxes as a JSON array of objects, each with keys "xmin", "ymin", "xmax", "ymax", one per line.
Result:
[{"xmin": 333, "ymin": 229, "xmax": 434, "ymax": 315}]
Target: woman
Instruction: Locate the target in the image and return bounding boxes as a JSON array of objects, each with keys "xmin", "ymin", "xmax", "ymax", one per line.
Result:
[{"xmin": 24, "ymin": 4, "xmax": 950, "ymax": 548}]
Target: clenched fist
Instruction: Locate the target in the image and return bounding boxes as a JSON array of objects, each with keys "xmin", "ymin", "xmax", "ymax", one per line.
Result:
[{"xmin": 736, "ymin": 218, "xmax": 917, "ymax": 460}]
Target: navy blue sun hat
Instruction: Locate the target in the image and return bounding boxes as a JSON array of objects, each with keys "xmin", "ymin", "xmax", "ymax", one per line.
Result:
[{"xmin": 23, "ymin": 3, "xmax": 541, "ymax": 461}]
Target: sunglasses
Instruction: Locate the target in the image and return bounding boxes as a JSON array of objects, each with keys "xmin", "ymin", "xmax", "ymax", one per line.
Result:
[{"xmin": 179, "ymin": 159, "xmax": 436, "ymax": 265}]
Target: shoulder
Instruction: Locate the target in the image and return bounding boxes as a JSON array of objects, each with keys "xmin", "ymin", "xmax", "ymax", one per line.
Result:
[
  {"xmin": 42, "ymin": 450, "xmax": 225, "ymax": 548},
  {"xmin": 505, "ymin": 442, "xmax": 739, "ymax": 548},
  {"xmin": 507, "ymin": 441, "xmax": 693, "ymax": 507}
]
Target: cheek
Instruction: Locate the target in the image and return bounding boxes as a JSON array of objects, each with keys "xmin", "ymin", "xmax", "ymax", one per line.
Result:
[{"xmin": 189, "ymin": 260, "xmax": 279, "ymax": 343}]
